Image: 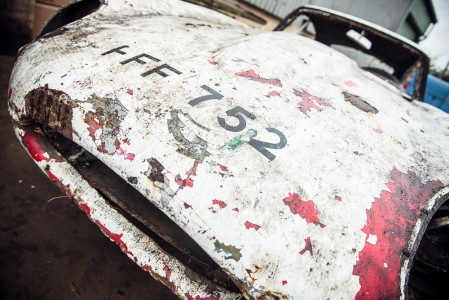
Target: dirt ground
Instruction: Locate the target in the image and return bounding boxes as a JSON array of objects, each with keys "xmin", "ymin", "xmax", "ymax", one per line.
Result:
[{"xmin": 0, "ymin": 55, "xmax": 177, "ymax": 299}]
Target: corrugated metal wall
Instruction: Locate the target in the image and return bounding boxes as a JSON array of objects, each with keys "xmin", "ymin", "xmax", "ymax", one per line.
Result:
[{"xmin": 244, "ymin": 0, "xmax": 413, "ymax": 31}]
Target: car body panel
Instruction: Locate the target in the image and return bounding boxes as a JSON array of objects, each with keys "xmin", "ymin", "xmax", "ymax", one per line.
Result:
[{"xmin": 8, "ymin": 0, "xmax": 449, "ymax": 299}]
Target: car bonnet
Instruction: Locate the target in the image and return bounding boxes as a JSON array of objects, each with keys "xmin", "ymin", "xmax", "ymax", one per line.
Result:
[{"xmin": 8, "ymin": 0, "xmax": 449, "ymax": 298}]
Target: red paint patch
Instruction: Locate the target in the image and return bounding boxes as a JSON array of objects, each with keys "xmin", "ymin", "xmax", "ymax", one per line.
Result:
[
  {"xmin": 283, "ymin": 193, "xmax": 323, "ymax": 226},
  {"xmin": 8, "ymin": 87, "xmax": 12, "ymax": 99},
  {"xmin": 79, "ymin": 203, "xmax": 91, "ymax": 217},
  {"xmin": 183, "ymin": 202, "xmax": 192, "ymax": 209},
  {"xmin": 344, "ymin": 80, "xmax": 357, "ymax": 88},
  {"xmin": 116, "ymin": 147, "xmax": 136, "ymax": 160},
  {"xmin": 126, "ymin": 89, "xmax": 133, "ymax": 95},
  {"xmin": 266, "ymin": 91, "xmax": 280, "ymax": 98},
  {"xmin": 282, "ymin": 280, "xmax": 288, "ymax": 285},
  {"xmin": 46, "ymin": 169, "xmax": 60, "ymax": 182},
  {"xmin": 84, "ymin": 114, "xmax": 103, "ymax": 141},
  {"xmin": 235, "ymin": 70, "xmax": 282, "ymax": 87},
  {"xmin": 212, "ymin": 199, "xmax": 227, "ymax": 208},
  {"xmin": 176, "ymin": 177, "xmax": 194, "ymax": 188},
  {"xmin": 244, "ymin": 221, "xmax": 260, "ymax": 230},
  {"xmin": 208, "ymin": 60, "xmax": 217, "ymax": 65},
  {"xmin": 65, "ymin": 188, "xmax": 73, "ymax": 199},
  {"xmin": 125, "ymin": 153, "xmax": 135, "ymax": 160},
  {"xmin": 374, "ymin": 127, "xmax": 383, "ymax": 134},
  {"xmin": 335, "ymin": 196, "xmax": 342, "ymax": 202},
  {"xmin": 299, "ymin": 237, "xmax": 313, "ymax": 255},
  {"xmin": 95, "ymin": 221, "xmax": 133, "ymax": 256},
  {"xmin": 294, "ymin": 90, "xmax": 334, "ymax": 118},
  {"xmin": 143, "ymin": 265, "xmax": 153, "ymax": 272},
  {"xmin": 353, "ymin": 168, "xmax": 443, "ymax": 299},
  {"xmin": 216, "ymin": 163, "xmax": 228, "ymax": 172},
  {"xmin": 163, "ymin": 264, "xmax": 172, "ymax": 280},
  {"xmin": 21, "ymin": 131, "xmax": 51, "ymax": 162},
  {"xmin": 175, "ymin": 160, "xmax": 200, "ymax": 189},
  {"xmin": 232, "ymin": 207, "xmax": 239, "ymax": 212}
]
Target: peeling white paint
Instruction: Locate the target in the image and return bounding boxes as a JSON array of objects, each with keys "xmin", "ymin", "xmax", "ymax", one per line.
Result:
[{"xmin": 8, "ymin": 0, "xmax": 449, "ymax": 299}]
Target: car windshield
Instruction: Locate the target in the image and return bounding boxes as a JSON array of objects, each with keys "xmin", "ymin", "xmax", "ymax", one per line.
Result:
[
  {"xmin": 331, "ymin": 44, "xmax": 394, "ymax": 74},
  {"xmin": 274, "ymin": 6, "xmax": 429, "ymax": 100}
]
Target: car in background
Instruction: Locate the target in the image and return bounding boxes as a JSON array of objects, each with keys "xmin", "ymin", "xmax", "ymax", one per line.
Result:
[
  {"xmin": 274, "ymin": 5, "xmax": 429, "ymax": 102},
  {"xmin": 406, "ymin": 74, "xmax": 449, "ymax": 113},
  {"xmin": 8, "ymin": 0, "xmax": 449, "ymax": 299}
]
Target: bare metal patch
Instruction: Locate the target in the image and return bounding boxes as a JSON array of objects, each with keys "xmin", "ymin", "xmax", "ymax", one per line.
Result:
[
  {"xmin": 342, "ymin": 91, "xmax": 378, "ymax": 114},
  {"xmin": 24, "ymin": 85, "xmax": 73, "ymax": 138},
  {"xmin": 146, "ymin": 158, "xmax": 165, "ymax": 183}
]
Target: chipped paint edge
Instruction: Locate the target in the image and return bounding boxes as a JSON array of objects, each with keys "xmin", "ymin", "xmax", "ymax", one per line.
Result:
[
  {"xmin": 399, "ymin": 186, "xmax": 449, "ymax": 299},
  {"xmin": 13, "ymin": 122, "xmax": 242, "ymax": 300}
]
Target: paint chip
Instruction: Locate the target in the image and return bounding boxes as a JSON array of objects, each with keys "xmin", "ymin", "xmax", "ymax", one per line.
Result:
[
  {"xmin": 244, "ymin": 221, "xmax": 261, "ymax": 230},
  {"xmin": 342, "ymin": 91, "xmax": 378, "ymax": 114},
  {"xmin": 344, "ymin": 80, "xmax": 357, "ymax": 88},
  {"xmin": 366, "ymin": 234, "xmax": 377, "ymax": 245},
  {"xmin": 299, "ymin": 237, "xmax": 313, "ymax": 255},
  {"xmin": 266, "ymin": 91, "xmax": 280, "ymax": 98},
  {"xmin": 374, "ymin": 127, "xmax": 383, "ymax": 134},
  {"xmin": 235, "ymin": 69, "xmax": 282, "ymax": 87},
  {"xmin": 283, "ymin": 193, "xmax": 324, "ymax": 227},
  {"xmin": 212, "ymin": 199, "xmax": 227, "ymax": 208}
]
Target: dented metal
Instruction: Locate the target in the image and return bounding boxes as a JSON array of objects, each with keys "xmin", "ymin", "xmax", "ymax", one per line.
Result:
[{"xmin": 8, "ymin": 0, "xmax": 449, "ymax": 299}]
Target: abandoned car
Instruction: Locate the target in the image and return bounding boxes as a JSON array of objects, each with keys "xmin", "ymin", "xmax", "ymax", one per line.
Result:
[{"xmin": 8, "ymin": 0, "xmax": 449, "ymax": 299}]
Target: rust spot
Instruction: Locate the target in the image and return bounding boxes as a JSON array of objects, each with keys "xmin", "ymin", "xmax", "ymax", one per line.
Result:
[
  {"xmin": 342, "ymin": 91, "xmax": 378, "ymax": 114},
  {"xmin": 147, "ymin": 158, "xmax": 165, "ymax": 183},
  {"xmin": 24, "ymin": 85, "xmax": 73, "ymax": 138},
  {"xmin": 127, "ymin": 176, "xmax": 138, "ymax": 184}
]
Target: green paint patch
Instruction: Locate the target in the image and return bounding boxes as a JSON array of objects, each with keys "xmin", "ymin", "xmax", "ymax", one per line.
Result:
[
  {"xmin": 220, "ymin": 129, "xmax": 257, "ymax": 151},
  {"xmin": 167, "ymin": 110, "xmax": 210, "ymax": 160},
  {"xmin": 214, "ymin": 240, "xmax": 242, "ymax": 261}
]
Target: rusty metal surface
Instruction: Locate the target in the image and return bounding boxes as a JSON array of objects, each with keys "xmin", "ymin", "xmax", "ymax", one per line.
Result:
[
  {"xmin": 11, "ymin": 124, "xmax": 241, "ymax": 299},
  {"xmin": 8, "ymin": 0, "xmax": 449, "ymax": 299}
]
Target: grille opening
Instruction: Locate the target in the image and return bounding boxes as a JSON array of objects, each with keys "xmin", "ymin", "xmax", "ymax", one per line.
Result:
[
  {"xmin": 44, "ymin": 128, "xmax": 241, "ymax": 293},
  {"xmin": 39, "ymin": 0, "xmax": 102, "ymax": 37},
  {"xmin": 408, "ymin": 199, "xmax": 449, "ymax": 299}
]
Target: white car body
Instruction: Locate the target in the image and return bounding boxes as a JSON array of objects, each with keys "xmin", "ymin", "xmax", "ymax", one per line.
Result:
[{"xmin": 8, "ymin": 0, "xmax": 449, "ymax": 299}]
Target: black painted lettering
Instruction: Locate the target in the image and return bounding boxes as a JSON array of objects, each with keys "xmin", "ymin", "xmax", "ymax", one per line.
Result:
[
  {"xmin": 101, "ymin": 45, "xmax": 129, "ymax": 56},
  {"xmin": 141, "ymin": 64, "xmax": 182, "ymax": 78},
  {"xmin": 120, "ymin": 53, "xmax": 160, "ymax": 65},
  {"xmin": 218, "ymin": 106, "xmax": 255, "ymax": 132},
  {"xmin": 248, "ymin": 128, "xmax": 287, "ymax": 161},
  {"xmin": 188, "ymin": 85, "xmax": 224, "ymax": 107}
]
